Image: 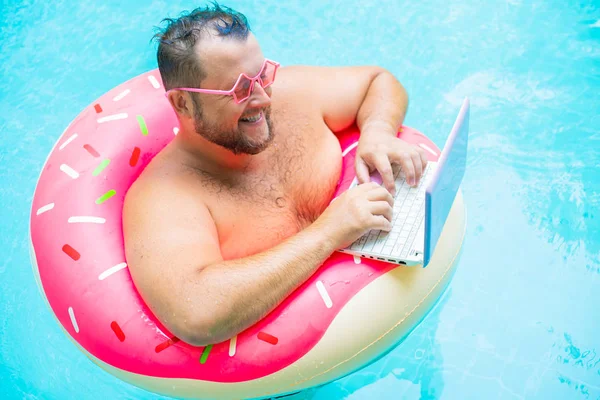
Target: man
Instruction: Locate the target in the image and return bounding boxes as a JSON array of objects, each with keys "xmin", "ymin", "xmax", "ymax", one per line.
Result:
[{"xmin": 123, "ymin": 3, "xmax": 428, "ymax": 347}]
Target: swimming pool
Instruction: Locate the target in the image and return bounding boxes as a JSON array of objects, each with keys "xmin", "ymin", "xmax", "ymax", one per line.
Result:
[{"xmin": 1, "ymin": 0, "xmax": 599, "ymax": 399}]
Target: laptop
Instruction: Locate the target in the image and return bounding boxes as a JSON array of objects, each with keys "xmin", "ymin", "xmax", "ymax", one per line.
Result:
[{"xmin": 338, "ymin": 98, "xmax": 469, "ymax": 267}]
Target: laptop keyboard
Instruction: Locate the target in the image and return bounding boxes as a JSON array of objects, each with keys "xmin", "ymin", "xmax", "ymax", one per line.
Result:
[{"xmin": 347, "ymin": 162, "xmax": 438, "ymax": 259}]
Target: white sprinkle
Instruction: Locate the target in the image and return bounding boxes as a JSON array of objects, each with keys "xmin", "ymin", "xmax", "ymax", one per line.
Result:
[
  {"xmin": 98, "ymin": 262, "xmax": 128, "ymax": 280},
  {"xmin": 60, "ymin": 164, "xmax": 79, "ymax": 179},
  {"xmin": 353, "ymin": 255, "xmax": 362, "ymax": 264},
  {"xmin": 68, "ymin": 216, "xmax": 106, "ymax": 224},
  {"xmin": 36, "ymin": 203, "xmax": 55, "ymax": 216},
  {"xmin": 59, "ymin": 134, "xmax": 78, "ymax": 150},
  {"xmin": 68, "ymin": 307, "xmax": 79, "ymax": 333},
  {"xmin": 419, "ymin": 143, "xmax": 438, "ymax": 156},
  {"xmin": 113, "ymin": 89, "xmax": 131, "ymax": 102},
  {"xmin": 342, "ymin": 141, "xmax": 359, "ymax": 157},
  {"xmin": 173, "ymin": 127, "xmax": 179, "ymax": 135},
  {"xmin": 97, "ymin": 113, "xmax": 128, "ymax": 123},
  {"xmin": 229, "ymin": 336, "xmax": 237, "ymax": 357},
  {"xmin": 316, "ymin": 281, "xmax": 333, "ymax": 309},
  {"xmin": 148, "ymin": 75, "xmax": 160, "ymax": 89}
]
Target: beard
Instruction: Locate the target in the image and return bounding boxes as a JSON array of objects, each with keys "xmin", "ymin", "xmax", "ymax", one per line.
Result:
[{"xmin": 192, "ymin": 98, "xmax": 274, "ymax": 155}]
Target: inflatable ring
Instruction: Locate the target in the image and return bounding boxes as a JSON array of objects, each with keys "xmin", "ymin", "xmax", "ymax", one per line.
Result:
[{"xmin": 29, "ymin": 70, "xmax": 466, "ymax": 399}]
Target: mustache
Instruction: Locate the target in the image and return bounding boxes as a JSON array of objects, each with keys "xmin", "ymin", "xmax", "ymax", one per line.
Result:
[
  {"xmin": 241, "ymin": 106, "xmax": 271, "ymax": 120},
  {"xmin": 193, "ymin": 106, "xmax": 274, "ymax": 155}
]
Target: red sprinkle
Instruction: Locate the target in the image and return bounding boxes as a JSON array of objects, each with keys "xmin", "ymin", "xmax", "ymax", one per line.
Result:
[
  {"xmin": 83, "ymin": 144, "xmax": 100, "ymax": 158},
  {"xmin": 155, "ymin": 337, "xmax": 180, "ymax": 353},
  {"xmin": 129, "ymin": 147, "xmax": 141, "ymax": 167},
  {"xmin": 94, "ymin": 104, "xmax": 103, "ymax": 113},
  {"xmin": 62, "ymin": 244, "xmax": 80, "ymax": 261},
  {"xmin": 257, "ymin": 332, "xmax": 278, "ymax": 345},
  {"xmin": 111, "ymin": 321, "xmax": 125, "ymax": 342}
]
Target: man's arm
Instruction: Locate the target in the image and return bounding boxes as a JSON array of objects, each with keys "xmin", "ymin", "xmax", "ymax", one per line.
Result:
[
  {"xmin": 123, "ymin": 181, "xmax": 338, "ymax": 346},
  {"xmin": 355, "ymin": 70, "xmax": 408, "ymax": 139},
  {"xmin": 278, "ymin": 65, "xmax": 407, "ymax": 133},
  {"xmin": 280, "ymin": 65, "xmax": 426, "ymax": 192}
]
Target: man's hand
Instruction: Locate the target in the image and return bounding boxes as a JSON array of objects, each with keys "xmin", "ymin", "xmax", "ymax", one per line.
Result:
[
  {"xmin": 355, "ymin": 131, "xmax": 428, "ymax": 195},
  {"xmin": 315, "ymin": 182, "xmax": 394, "ymax": 249}
]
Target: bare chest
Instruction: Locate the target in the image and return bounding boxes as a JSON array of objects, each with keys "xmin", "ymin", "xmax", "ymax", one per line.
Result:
[{"xmin": 206, "ymin": 121, "xmax": 342, "ymax": 259}]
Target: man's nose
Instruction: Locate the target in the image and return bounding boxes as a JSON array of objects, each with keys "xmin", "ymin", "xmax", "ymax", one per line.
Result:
[{"xmin": 247, "ymin": 82, "xmax": 271, "ymax": 107}]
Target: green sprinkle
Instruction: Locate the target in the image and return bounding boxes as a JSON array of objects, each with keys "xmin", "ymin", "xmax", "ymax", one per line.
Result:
[
  {"xmin": 96, "ymin": 189, "xmax": 116, "ymax": 205},
  {"xmin": 199, "ymin": 344, "xmax": 213, "ymax": 364},
  {"xmin": 137, "ymin": 115, "xmax": 148, "ymax": 136},
  {"xmin": 92, "ymin": 159, "xmax": 111, "ymax": 176}
]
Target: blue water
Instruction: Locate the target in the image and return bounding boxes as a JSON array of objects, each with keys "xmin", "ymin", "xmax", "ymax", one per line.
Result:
[{"xmin": 1, "ymin": 0, "xmax": 599, "ymax": 399}]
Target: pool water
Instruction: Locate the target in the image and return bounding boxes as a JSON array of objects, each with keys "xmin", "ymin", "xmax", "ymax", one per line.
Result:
[{"xmin": 1, "ymin": 0, "xmax": 599, "ymax": 399}]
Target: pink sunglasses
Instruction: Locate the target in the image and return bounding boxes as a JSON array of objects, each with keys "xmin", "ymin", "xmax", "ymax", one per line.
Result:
[{"xmin": 166, "ymin": 59, "xmax": 280, "ymax": 104}]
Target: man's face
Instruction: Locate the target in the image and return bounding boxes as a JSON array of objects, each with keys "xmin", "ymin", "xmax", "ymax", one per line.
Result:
[{"xmin": 190, "ymin": 34, "xmax": 274, "ymax": 155}]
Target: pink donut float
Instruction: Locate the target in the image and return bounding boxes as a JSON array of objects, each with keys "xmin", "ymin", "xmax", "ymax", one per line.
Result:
[{"xmin": 29, "ymin": 70, "xmax": 466, "ymax": 399}]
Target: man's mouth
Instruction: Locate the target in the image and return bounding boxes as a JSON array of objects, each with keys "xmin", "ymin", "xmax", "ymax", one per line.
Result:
[{"xmin": 240, "ymin": 111, "xmax": 263, "ymax": 123}]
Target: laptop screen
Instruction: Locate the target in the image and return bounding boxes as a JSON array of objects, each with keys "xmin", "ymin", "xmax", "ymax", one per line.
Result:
[{"xmin": 423, "ymin": 98, "xmax": 470, "ymax": 266}]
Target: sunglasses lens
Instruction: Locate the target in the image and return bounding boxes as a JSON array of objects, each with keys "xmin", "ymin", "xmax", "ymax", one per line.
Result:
[
  {"xmin": 232, "ymin": 61, "xmax": 278, "ymax": 103},
  {"xmin": 234, "ymin": 76, "xmax": 252, "ymax": 103},
  {"xmin": 260, "ymin": 62, "xmax": 277, "ymax": 87}
]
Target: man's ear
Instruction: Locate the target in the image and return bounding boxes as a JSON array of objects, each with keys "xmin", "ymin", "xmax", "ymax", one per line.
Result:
[{"xmin": 168, "ymin": 91, "xmax": 194, "ymax": 118}]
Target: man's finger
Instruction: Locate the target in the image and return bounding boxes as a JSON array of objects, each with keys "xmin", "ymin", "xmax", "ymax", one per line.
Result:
[
  {"xmin": 418, "ymin": 148, "xmax": 428, "ymax": 170},
  {"xmin": 355, "ymin": 158, "xmax": 370, "ymax": 184},
  {"xmin": 366, "ymin": 186, "xmax": 394, "ymax": 206},
  {"xmin": 398, "ymin": 152, "xmax": 416, "ymax": 187},
  {"xmin": 410, "ymin": 151, "xmax": 423, "ymax": 186},
  {"xmin": 373, "ymin": 155, "xmax": 395, "ymax": 196}
]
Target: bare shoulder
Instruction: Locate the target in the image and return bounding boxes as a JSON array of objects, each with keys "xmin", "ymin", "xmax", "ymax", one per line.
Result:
[
  {"xmin": 274, "ymin": 65, "xmax": 334, "ymax": 92},
  {"xmin": 271, "ymin": 65, "xmax": 338, "ymax": 116},
  {"xmin": 122, "ymin": 164, "xmax": 223, "ymax": 313},
  {"xmin": 276, "ymin": 64, "xmax": 382, "ymax": 89},
  {"xmin": 123, "ymin": 165, "xmax": 221, "ymax": 264},
  {"xmin": 274, "ymin": 64, "xmax": 383, "ymax": 132}
]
